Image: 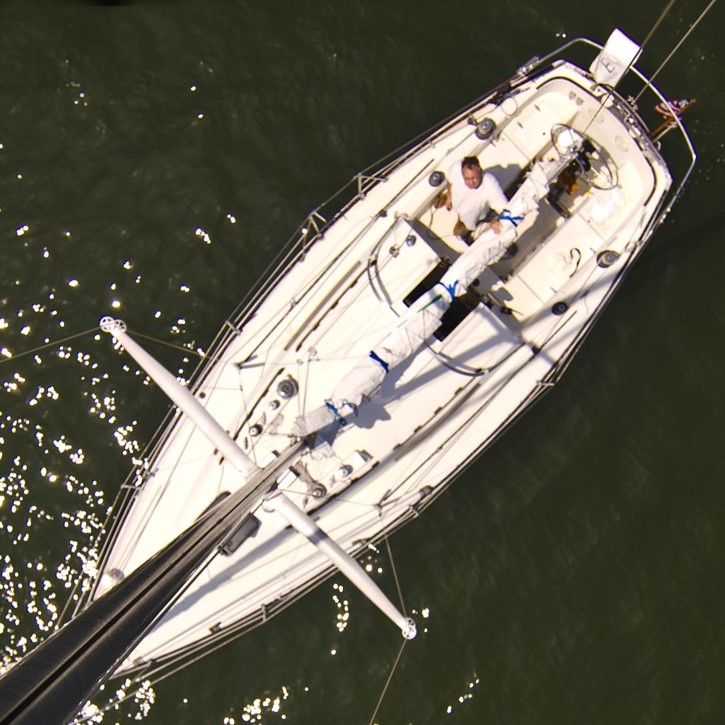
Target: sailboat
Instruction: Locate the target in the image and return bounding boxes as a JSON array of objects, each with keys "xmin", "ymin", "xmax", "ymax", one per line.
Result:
[
  {"xmin": 0, "ymin": 27, "xmax": 697, "ymax": 723},
  {"xmin": 82, "ymin": 28, "xmax": 694, "ymax": 676}
]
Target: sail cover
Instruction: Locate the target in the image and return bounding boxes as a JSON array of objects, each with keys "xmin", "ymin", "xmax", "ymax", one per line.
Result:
[{"xmin": 292, "ymin": 159, "xmax": 556, "ymax": 437}]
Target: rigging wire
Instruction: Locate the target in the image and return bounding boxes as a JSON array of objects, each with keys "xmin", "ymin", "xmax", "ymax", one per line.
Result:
[
  {"xmin": 385, "ymin": 538, "xmax": 408, "ymax": 623},
  {"xmin": 365, "ymin": 538, "xmax": 411, "ymax": 725},
  {"xmin": 582, "ymin": 0, "xmax": 677, "ymax": 137},
  {"xmin": 0, "ymin": 324, "xmax": 205, "ymax": 368},
  {"xmin": 634, "ymin": 0, "xmax": 719, "ymax": 103},
  {"xmin": 121, "ymin": 328, "xmax": 206, "ymax": 359},
  {"xmin": 233, "ymin": 361, "xmax": 258, "ymax": 466},
  {"xmin": 368, "ymin": 637, "xmax": 409, "ymax": 725},
  {"xmin": 639, "ymin": 0, "xmax": 677, "ymax": 51},
  {"xmin": 582, "ymin": 0, "xmax": 715, "ymax": 139},
  {"xmin": 0, "ymin": 325, "xmax": 102, "ymax": 364}
]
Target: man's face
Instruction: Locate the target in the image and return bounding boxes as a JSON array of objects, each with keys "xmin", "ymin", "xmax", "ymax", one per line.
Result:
[{"xmin": 462, "ymin": 165, "xmax": 482, "ymax": 189}]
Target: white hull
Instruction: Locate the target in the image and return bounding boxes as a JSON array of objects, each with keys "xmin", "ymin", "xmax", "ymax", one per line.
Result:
[{"xmin": 85, "ymin": 34, "xmax": 694, "ymax": 675}]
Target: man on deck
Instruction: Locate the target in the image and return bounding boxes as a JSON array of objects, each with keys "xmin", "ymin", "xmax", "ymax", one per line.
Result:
[{"xmin": 444, "ymin": 155, "xmax": 508, "ymax": 242}]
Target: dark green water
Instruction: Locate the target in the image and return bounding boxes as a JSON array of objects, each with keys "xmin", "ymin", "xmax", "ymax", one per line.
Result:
[{"xmin": 1, "ymin": 1, "xmax": 724, "ymax": 723}]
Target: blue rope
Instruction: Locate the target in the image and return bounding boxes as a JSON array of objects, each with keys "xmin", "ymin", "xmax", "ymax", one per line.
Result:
[
  {"xmin": 325, "ymin": 399, "xmax": 346, "ymax": 425},
  {"xmin": 435, "ymin": 280, "xmax": 458, "ymax": 299},
  {"xmin": 498, "ymin": 209, "xmax": 524, "ymax": 227},
  {"xmin": 369, "ymin": 350, "xmax": 390, "ymax": 373},
  {"xmin": 325, "ymin": 399, "xmax": 358, "ymax": 426}
]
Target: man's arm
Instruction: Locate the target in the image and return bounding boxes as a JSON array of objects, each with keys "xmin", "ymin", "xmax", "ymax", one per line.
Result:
[{"xmin": 484, "ymin": 173, "xmax": 508, "ymax": 213}]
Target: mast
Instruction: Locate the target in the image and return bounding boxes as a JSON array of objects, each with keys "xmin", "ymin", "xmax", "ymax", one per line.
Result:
[{"xmin": 100, "ymin": 318, "xmax": 416, "ymax": 639}]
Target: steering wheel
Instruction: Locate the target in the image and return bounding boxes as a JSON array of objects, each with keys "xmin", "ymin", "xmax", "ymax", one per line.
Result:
[{"xmin": 551, "ymin": 124, "xmax": 618, "ymax": 191}]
